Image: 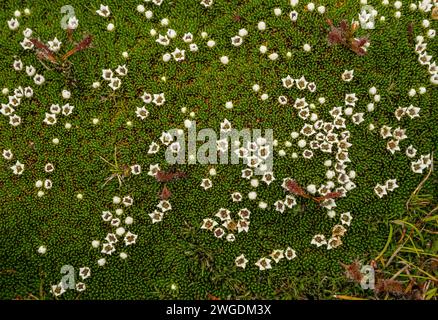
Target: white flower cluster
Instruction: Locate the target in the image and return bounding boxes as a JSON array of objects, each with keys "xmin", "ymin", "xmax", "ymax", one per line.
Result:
[
  {"xmin": 255, "ymin": 247, "xmax": 297, "ymax": 271},
  {"xmin": 101, "ymin": 65, "xmax": 128, "ymax": 90},
  {"xmin": 201, "ymin": 207, "xmax": 251, "ymax": 242},
  {"xmin": 1, "ymin": 84, "xmax": 34, "ymax": 127},
  {"xmin": 414, "ymin": 34, "xmax": 438, "ymax": 85},
  {"xmin": 51, "ymin": 267, "xmax": 90, "ymax": 296},
  {"xmin": 374, "ymin": 179, "xmax": 399, "ymax": 198},
  {"xmin": 149, "ymin": 200, "xmax": 172, "ymax": 223},
  {"xmin": 93, "ymin": 196, "xmax": 136, "ymax": 265}
]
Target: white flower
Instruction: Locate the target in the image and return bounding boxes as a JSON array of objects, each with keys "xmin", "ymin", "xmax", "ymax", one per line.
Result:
[
  {"xmin": 327, "ymin": 237, "xmax": 343, "ymax": 250},
  {"xmin": 182, "ymin": 33, "xmax": 193, "ymax": 43},
  {"xmin": 311, "ymin": 234, "xmax": 327, "ymax": 247},
  {"xmin": 153, "ymin": 0, "xmax": 164, "ymax": 5},
  {"xmin": 405, "ymin": 145, "xmax": 417, "ymax": 158},
  {"xmin": 171, "ymin": 48, "xmax": 185, "ymax": 62},
  {"xmin": 153, "ymin": 93, "xmax": 166, "ymax": 106},
  {"xmin": 51, "ymin": 283, "xmax": 66, "ymax": 297},
  {"xmin": 96, "ymin": 4, "xmax": 111, "ymax": 17},
  {"xmin": 345, "ymin": 93, "xmax": 358, "ymax": 106},
  {"xmin": 20, "ymin": 38, "xmax": 34, "ymax": 50},
  {"xmin": 220, "ymin": 56, "xmax": 229, "ymax": 64},
  {"xmin": 149, "ymin": 210, "xmax": 164, "ymax": 223},
  {"xmin": 7, "ymin": 18, "xmax": 19, "ymax": 30},
  {"xmin": 101, "ymin": 243, "xmax": 116, "ymax": 255},
  {"xmin": 237, "ymin": 208, "xmax": 251, "ymax": 220},
  {"xmin": 37, "ymin": 245, "xmax": 47, "ymax": 254},
  {"xmin": 296, "ymin": 76, "xmax": 308, "ymax": 90},
  {"xmin": 68, "ymin": 16, "xmax": 79, "ymax": 30},
  {"xmin": 148, "ymin": 164, "xmax": 160, "ymax": 176},
  {"xmin": 147, "ymin": 142, "xmax": 159, "ymax": 154},
  {"xmin": 9, "ymin": 114, "xmax": 21, "ymax": 127},
  {"xmin": 338, "ymin": 212, "xmax": 353, "ymax": 226},
  {"xmin": 274, "ymin": 200, "xmax": 285, "ymax": 213},
  {"xmin": 213, "ymin": 209, "xmax": 231, "ymax": 222},
  {"xmin": 351, "ymin": 113, "xmax": 365, "ymax": 125},
  {"xmin": 212, "ymin": 227, "xmax": 224, "ymax": 238},
  {"xmin": 406, "ymin": 105, "xmax": 421, "ymax": 118},
  {"xmin": 128, "ymin": 164, "xmax": 141, "ymax": 177},
  {"xmin": 282, "ymin": 75, "xmax": 294, "ymax": 88},
  {"xmin": 97, "ymin": 258, "xmax": 106, "ymax": 266},
  {"xmin": 342, "ymin": 70, "xmax": 354, "ymax": 82},
  {"xmin": 385, "ymin": 179, "xmax": 398, "ymax": 192},
  {"xmin": 284, "ymin": 195, "xmax": 297, "ymax": 208},
  {"xmin": 0, "ymin": 103, "xmax": 15, "ymax": 116},
  {"xmin": 418, "ymin": 52, "xmax": 432, "ymax": 65},
  {"xmin": 122, "ymin": 195, "xmax": 133, "ymax": 207},
  {"xmin": 109, "ymin": 77, "xmax": 121, "ymax": 90},
  {"xmin": 156, "ymin": 34, "xmax": 170, "ymax": 46},
  {"xmin": 200, "ymin": 0, "xmax": 213, "ymax": 7},
  {"xmin": 380, "ymin": 125, "xmax": 392, "ymax": 138},
  {"xmin": 79, "ymin": 267, "xmax": 91, "ymax": 280},
  {"xmin": 157, "ymin": 200, "xmax": 171, "ymax": 212},
  {"xmin": 48, "ymin": 37, "xmax": 62, "ymax": 52},
  {"xmin": 237, "ymin": 219, "xmax": 250, "ymax": 233},
  {"xmin": 135, "ymin": 106, "xmax": 149, "ymax": 120},
  {"xmin": 167, "ymin": 28, "xmax": 177, "ymax": 39},
  {"xmin": 124, "ymin": 231, "xmax": 138, "ymax": 245},
  {"xmin": 201, "ymin": 178, "xmax": 212, "ymax": 190},
  {"xmin": 289, "ymin": 11, "xmax": 298, "ymax": 22},
  {"xmin": 303, "ymin": 44, "xmax": 311, "ymax": 52},
  {"xmin": 62, "ymin": 103, "xmax": 74, "ymax": 116},
  {"xmin": 44, "ymin": 179, "xmax": 53, "ymax": 189},
  {"xmin": 386, "ymin": 139, "xmax": 400, "ymax": 154},
  {"xmin": 2, "ymin": 149, "xmax": 13, "ymax": 160},
  {"xmin": 285, "ymin": 247, "xmax": 297, "ymax": 260},
  {"xmin": 120, "ymin": 252, "xmax": 128, "ymax": 259},
  {"xmin": 10, "ymin": 160, "xmax": 24, "ymax": 175},
  {"xmin": 201, "ymin": 218, "xmax": 217, "ymax": 231},
  {"xmin": 235, "ymin": 254, "xmax": 248, "ymax": 269},
  {"xmin": 231, "ymin": 192, "xmax": 242, "ymax": 202},
  {"xmin": 115, "ymin": 65, "xmax": 128, "ymax": 77},
  {"xmin": 255, "ymin": 258, "xmax": 272, "ymax": 271},
  {"xmin": 76, "ymin": 282, "xmax": 86, "ymax": 292},
  {"xmin": 270, "ymin": 250, "xmax": 284, "ymax": 263},
  {"xmin": 257, "ymin": 21, "xmax": 266, "ymax": 31},
  {"xmin": 189, "ymin": 43, "xmax": 198, "ymax": 52}
]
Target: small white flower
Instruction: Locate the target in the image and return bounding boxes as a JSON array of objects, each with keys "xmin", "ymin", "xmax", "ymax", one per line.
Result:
[
  {"xmin": 62, "ymin": 103, "xmax": 74, "ymax": 116},
  {"xmin": 48, "ymin": 37, "xmax": 62, "ymax": 52},
  {"xmin": 115, "ymin": 65, "xmax": 128, "ymax": 76},
  {"xmin": 20, "ymin": 38, "xmax": 34, "ymax": 50},
  {"xmin": 67, "ymin": 16, "xmax": 79, "ymax": 30},
  {"xmin": 189, "ymin": 43, "xmax": 198, "ymax": 52},
  {"xmin": 97, "ymin": 258, "xmax": 106, "ymax": 266},
  {"xmin": 270, "ymin": 250, "xmax": 284, "ymax": 263},
  {"xmin": 235, "ymin": 254, "xmax": 248, "ymax": 269},
  {"xmin": 34, "ymin": 74, "xmax": 45, "ymax": 85},
  {"xmin": 136, "ymin": 106, "xmax": 149, "ymax": 120},
  {"xmin": 9, "ymin": 114, "xmax": 21, "ymax": 127},
  {"xmin": 2, "ymin": 149, "xmax": 13, "ymax": 160},
  {"xmin": 201, "ymin": 178, "xmax": 212, "ymax": 190},
  {"xmin": 149, "ymin": 210, "xmax": 164, "ymax": 223},
  {"xmin": 96, "ymin": 4, "xmax": 111, "ymax": 17},
  {"xmin": 405, "ymin": 145, "xmax": 417, "ymax": 158},
  {"xmin": 257, "ymin": 21, "xmax": 266, "ymax": 31},
  {"xmin": 311, "ymin": 234, "xmax": 327, "ymax": 247},
  {"xmin": 76, "ymin": 282, "xmax": 86, "ymax": 292},
  {"xmin": 289, "ymin": 11, "xmax": 298, "ymax": 22},
  {"xmin": 37, "ymin": 245, "xmax": 47, "ymax": 254},
  {"xmin": 200, "ymin": 0, "xmax": 213, "ymax": 7},
  {"xmin": 255, "ymin": 257, "xmax": 272, "ymax": 271},
  {"xmin": 171, "ymin": 48, "xmax": 185, "ymax": 62},
  {"xmin": 124, "ymin": 231, "xmax": 138, "ymax": 245},
  {"xmin": 201, "ymin": 218, "xmax": 217, "ymax": 231},
  {"xmin": 108, "ymin": 77, "xmax": 121, "ymax": 90},
  {"xmin": 153, "ymin": 93, "xmax": 166, "ymax": 106},
  {"xmin": 51, "ymin": 283, "xmax": 66, "ymax": 297},
  {"xmin": 10, "ymin": 161, "xmax": 24, "ymax": 175},
  {"xmin": 7, "ymin": 18, "xmax": 19, "ymax": 30},
  {"xmin": 342, "ymin": 70, "xmax": 354, "ymax": 82},
  {"xmin": 340, "ymin": 212, "xmax": 353, "ymax": 226},
  {"xmin": 285, "ymin": 247, "xmax": 297, "ymax": 260},
  {"xmin": 79, "ymin": 267, "xmax": 91, "ymax": 280}
]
